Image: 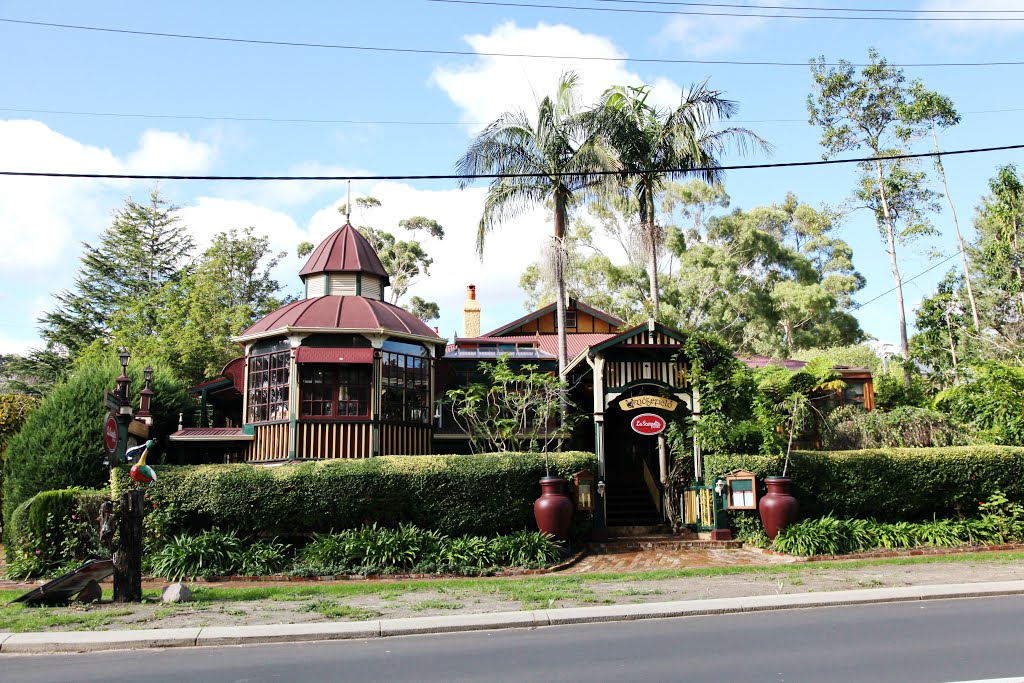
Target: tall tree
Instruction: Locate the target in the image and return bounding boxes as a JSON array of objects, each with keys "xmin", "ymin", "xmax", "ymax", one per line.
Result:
[
  {"xmin": 114, "ymin": 227, "xmax": 286, "ymax": 386},
  {"xmin": 339, "ymin": 199, "xmax": 445, "ymax": 311},
  {"xmin": 457, "ymin": 71, "xmax": 613, "ymax": 386},
  {"xmin": 597, "ymin": 82, "xmax": 768, "ymax": 317},
  {"xmin": 809, "ymin": 49, "xmax": 945, "ymax": 370},
  {"xmin": 38, "ymin": 189, "xmax": 193, "ymax": 363},
  {"xmin": 899, "ymin": 83, "xmax": 979, "ymax": 332}
]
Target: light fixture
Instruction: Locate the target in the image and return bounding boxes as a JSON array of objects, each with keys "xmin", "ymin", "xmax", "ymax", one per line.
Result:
[
  {"xmin": 143, "ymin": 366, "xmax": 154, "ymax": 384},
  {"xmin": 118, "ymin": 348, "xmax": 130, "ymax": 372}
]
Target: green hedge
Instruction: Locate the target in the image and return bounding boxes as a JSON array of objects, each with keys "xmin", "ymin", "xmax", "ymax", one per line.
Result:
[
  {"xmin": 4, "ymin": 487, "xmax": 109, "ymax": 578},
  {"xmin": 112, "ymin": 452, "xmax": 597, "ymax": 544},
  {"xmin": 705, "ymin": 446, "xmax": 1024, "ymax": 522}
]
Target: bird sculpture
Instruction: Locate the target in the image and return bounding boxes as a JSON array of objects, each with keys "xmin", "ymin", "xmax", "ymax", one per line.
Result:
[{"xmin": 127, "ymin": 439, "xmax": 157, "ymax": 485}]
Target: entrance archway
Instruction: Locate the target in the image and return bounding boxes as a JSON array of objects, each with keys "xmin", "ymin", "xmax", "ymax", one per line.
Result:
[{"xmin": 602, "ymin": 384, "xmax": 687, "ymax": 527}]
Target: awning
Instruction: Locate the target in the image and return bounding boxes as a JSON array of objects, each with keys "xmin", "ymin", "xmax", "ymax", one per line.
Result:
[{"xmin": 295, "ymin": 347, "xmax": 375, "ymax": 364}]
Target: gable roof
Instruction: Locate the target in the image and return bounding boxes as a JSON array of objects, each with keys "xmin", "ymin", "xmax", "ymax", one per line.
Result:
[{"xmin": 482, "ymin": 300, "xmax": 625, "ymax": 337}]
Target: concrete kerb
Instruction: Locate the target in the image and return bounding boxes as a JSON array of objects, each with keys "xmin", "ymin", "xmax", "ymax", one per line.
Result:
[{"xmin": 4, "ymin": 581, "xmax": 1024, "ymax": 654}]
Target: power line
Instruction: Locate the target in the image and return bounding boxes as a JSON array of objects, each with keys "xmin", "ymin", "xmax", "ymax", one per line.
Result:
[
  {"xmin": 4, "ymin": 17, "xmax": 1024, "ymax": 68},
  {"xmin": 583, "ymin": 0, "xmax": 1024, "ymax": 13},
  {"xmin": 2, "ymin": 144, "xmax": 1023, "ymax": 182},
  {"xmin": 5, "ymin": 105, "xmax": 1024, "ymax": 128},
  {"xmin": 428, "ymin": 0, "xmax": 1024, "ymax": 21}
]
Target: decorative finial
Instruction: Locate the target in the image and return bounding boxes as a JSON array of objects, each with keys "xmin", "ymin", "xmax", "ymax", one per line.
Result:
[{"xmin": 346, "ymin": 180, "xmax": 352, "ymax": 225}]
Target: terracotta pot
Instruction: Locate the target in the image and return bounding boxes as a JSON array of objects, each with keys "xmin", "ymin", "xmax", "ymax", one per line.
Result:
[
  {"xmin": 759, "ymin": 476, "xmax": 799, "ymax": 540},
  {"xmin": 534, "ymin": 476, "xmax": 574, "ymax": 541}
]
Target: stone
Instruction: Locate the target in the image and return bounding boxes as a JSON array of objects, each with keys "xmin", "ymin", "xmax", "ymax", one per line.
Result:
[
  {"xmin": 75, "ymin": 580, "xmax": 102, "ymax": 603},
  {"xmin": 161, "ymin": 582, "xmax": 193, "ymax": 603}
]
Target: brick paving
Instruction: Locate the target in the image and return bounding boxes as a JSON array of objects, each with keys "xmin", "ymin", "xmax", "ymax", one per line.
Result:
[{"xmin": 566, "ymin": 546, "xmax": 794, "ymax": 573}]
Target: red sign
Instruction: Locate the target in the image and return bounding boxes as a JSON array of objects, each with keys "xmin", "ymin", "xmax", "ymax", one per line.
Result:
[
  {"xmin": 104, "ymin": 415, "xmax": 119, "ymax": 454},
  {"xmin": 630, "ymin": 413, "xmax": 666, "ymax": 436}
]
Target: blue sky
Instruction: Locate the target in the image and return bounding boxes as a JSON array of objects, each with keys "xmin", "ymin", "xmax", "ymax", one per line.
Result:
[{"xmin": 2, "ymin": 1, "xmax": 1023, "ymax": 357}]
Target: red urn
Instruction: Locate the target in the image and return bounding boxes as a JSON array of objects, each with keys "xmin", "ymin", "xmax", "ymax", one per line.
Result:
[
  {"xmin": 533, "ymin": 477, "xmax": 574, "ymax": 541},
  {"xmin": 758, "ymin": 476, "xmax": 799, "ymax": 540}
]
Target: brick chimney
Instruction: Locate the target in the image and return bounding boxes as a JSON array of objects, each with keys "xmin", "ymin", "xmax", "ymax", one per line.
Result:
[{"xmin": 463, "ymin": 284, "xmax": 481, "ymax": 337}]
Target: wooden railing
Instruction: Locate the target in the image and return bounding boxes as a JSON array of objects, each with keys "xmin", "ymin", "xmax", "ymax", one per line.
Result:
[
  {"xmin": 640, "ymin": 458, "xmax": 663, "ymax": 516},
  {"xmin": 379, "ymin": 424, "xmax": 432, "ymax": 455},
  {"xmin": 296, "ymin": 421, "xmax": 372, "ymax": 459},
  {"xmin": 249, "ymin": 422, "xmax": 289, "ymax": 461}
]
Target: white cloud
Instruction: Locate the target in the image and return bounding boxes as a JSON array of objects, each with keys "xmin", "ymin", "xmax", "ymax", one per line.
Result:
[
  {"xmin": 918, "ymin": 0, "xmax": 1024, "ymax": 37},
  {"xmin": 655, "ymin": 14, "xmax": 770, "ymax": 58},
  {"xmin": 431, "ymin": 22, "xmax": 685, "ymax": 132},
  {"xmin": 125, "ymin": 130, "xmax": 215, "ymax": 174}
]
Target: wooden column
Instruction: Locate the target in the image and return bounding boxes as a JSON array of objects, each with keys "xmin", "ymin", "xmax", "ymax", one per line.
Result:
[{"xmin": 113, "ymin": 489, "xmax": 144, "ymax": 603}]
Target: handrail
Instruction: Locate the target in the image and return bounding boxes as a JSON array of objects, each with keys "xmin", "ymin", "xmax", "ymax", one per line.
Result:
[{"xmin": 640, "ymin": 457, "xmax": 663, "ymax": 516}]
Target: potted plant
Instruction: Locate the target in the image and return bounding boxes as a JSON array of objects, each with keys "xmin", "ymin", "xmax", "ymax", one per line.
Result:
[{"xmin": 759, "ymin": 395, "xmax": 801, "ymax": 540}]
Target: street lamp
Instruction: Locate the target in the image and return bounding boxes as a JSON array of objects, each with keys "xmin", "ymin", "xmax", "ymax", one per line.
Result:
[
  {"xmin": 137, "ymin": 366, "xmax": 155, "ymax": 420},
  {"xmin": 116, "ymin": 348, "xmax": 132, "ymax": 404}
]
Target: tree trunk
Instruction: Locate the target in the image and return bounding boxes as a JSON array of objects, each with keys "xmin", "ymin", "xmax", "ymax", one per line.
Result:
[
  {"xmin": 931, "ymin": 130, "xmax": 980, "ymax": 332},
  {"xmin": 874, "ymin": 159, "xmax": 911, "ymax": 385},
  {"xmin": 113, "ymin": 489, "xmax": 144, "ymax": 603},
  {"xmin": 944, "ymin": 306, "xmax": 958, "ymax": 372},
  {"xmin": 553, "ymin": 191, "xmax": 569, "ymax": 435}
]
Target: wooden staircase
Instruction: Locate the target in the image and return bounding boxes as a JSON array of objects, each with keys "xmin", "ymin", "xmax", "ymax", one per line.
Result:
[{"xmin": 605, "ymin": 479, "xmax": 662, "ymax": 527}]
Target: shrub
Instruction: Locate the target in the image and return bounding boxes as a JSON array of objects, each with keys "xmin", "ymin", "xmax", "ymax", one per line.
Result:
[
  {"xmin": 0, "ymin": 393, "xmax": 41, "ymax": 532},
  {"xmin": 936, "ymin": 362, "xmax": 1024, "ymax": 446},
  {"xmin": 3, "ymin": 353, "xmax": 189, "ymax": 535},
  {"xmin": 706, "ymin": 446, "xmax": 1024, "ymax": 522},
  {"xmin": 489, "ymin": 530, "xmax": 561, "ymax": 567},
  {"xmin": 4, "ymin": 487, "xmax": 109, "ymax": 579},
  {"xmin": 771, "ymin": 494, "xmax": 1024, "ymax": 556},
  {"xmin": 149, "ymin": 528, "xmax": 244, "ymax": 580},
  {"xmin": 236, "ymin": 539, "xmax": 291, "ymax": 576},
  {"xmin": 112, "ymin": 451, "xmax": 597, "ymax": 544},
  {"xmin": 822, "ymin": 405, "xmax": 970, "ymax": 450}
]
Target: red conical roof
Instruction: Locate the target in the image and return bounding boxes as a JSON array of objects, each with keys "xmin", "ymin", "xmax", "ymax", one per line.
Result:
[
  {"xmin": 238, "ymin": 296, "xmax": 438, "ymax": 340},
  {"xmin": 299, "ymin": 223, "xmax": 390, "ymax": 286}
]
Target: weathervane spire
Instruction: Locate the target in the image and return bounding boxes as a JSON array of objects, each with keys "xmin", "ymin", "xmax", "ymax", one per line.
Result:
[{"xmin": 346, "ymin": 180, "xmax": 352, "ymax": 225}]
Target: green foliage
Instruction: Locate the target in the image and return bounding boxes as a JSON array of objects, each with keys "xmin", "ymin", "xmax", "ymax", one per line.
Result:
[
  {"xmin": 706, "ymin": 446, "xmax": 1024, "ymax": 522},
  {"xmin": 2, "ymin": 353, "xmax": 190, "ymax": 534},
  {"xmin": 236, "ymin": 539, "xmax": 291, "ymax": 577},
  {"xmin": 729, "ymin": 511, "xmax": 770, "ymax": 548},
  {"xmin": 112, "ymin": 451, "xmax": 596, "ymax": 546},
  {"xmin": 149, "ymin": 528, "xmax": 244, "ymax": 580},
  {"xmin": 772, "ymin": 494, "xmax": 1023, "ymax": 556},
  {"xmin": 4, "ymin": 488, "xmax": 108, "ymax": 579},
  {"xmin": 292, "ymin": 525, "xmax": 559, "ymax": 576},
  {"xmin": 446, "ymin": 355, "xmax": 575, "ymax": 454},
  {"xmin": 935, "ymin": 362, "xmax": 1024, "ymax": 446},
  {"xmin": 0, "ymin": 393, "xmax": 40, "ymax": 528},
  {"xmin": 822, "ymin": 405, "xmax": 969, "ymax": 450}
]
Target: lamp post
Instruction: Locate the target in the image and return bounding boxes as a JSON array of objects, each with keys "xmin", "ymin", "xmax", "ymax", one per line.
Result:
[
  {"xmin": 116, "ymin": 348, "xmax": 131, "ymax": 407},
  {"xmin": 137, "ymin": 366, "xmax": 154, "ymax": 423}
]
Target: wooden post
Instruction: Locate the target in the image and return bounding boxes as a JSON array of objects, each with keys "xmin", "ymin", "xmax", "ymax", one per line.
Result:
[{"xmin": 113, "ymin": 489, "xmax": 144, "ymax": 602}]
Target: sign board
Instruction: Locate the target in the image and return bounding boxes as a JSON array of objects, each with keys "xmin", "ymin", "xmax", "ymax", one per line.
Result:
[
  {"xmin": 103, "ymin": 414, "xmax": 119, "ymax": 455},
  {"xmin": 619, "ymin": 395, "xmax": 678, "ymax": 412},
  {"xmin": 104, "ymin": 390, "xmax": 123, "ymax": 412},
  {"xmin": 630, "ymin": 412, "xmax": 666, "ymax": 436}
]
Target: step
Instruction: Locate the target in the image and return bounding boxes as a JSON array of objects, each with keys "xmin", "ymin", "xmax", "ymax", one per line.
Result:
[
  {"xmin": 589, "ymin": 537, "xmax": 745, "ymax": 552},
  {"xmin": 605, "ymin": 525, "xmax": 672, "ymax": 537}
]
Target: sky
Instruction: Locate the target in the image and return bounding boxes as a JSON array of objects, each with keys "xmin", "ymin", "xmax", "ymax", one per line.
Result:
[{"xmin": 2, "ymin": 0, "xmax": 1024, "ymax": 358}]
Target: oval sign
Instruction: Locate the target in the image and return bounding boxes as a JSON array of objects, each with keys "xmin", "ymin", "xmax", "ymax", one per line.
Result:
[
  {"xmin": 630, "ymin": 412, "xmax": 666, "ymax": 436},
  {"xmin": 104, "ymin": 415, "xmax": 119, "ymax": 454}
]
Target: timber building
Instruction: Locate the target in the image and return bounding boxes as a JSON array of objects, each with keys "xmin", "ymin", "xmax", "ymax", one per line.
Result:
[{"xmin": 171, "ymin": 222, "xmax": 873, "ymax": 527}]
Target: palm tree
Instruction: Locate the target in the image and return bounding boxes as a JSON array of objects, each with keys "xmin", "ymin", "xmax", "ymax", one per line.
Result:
[
  {"xmin": 597, "ymin": 82, "xmax": 769, "ymax": 318},
  {"xmin": 457, "ymin": 72, "xmax": 613, "ymax": 384}
]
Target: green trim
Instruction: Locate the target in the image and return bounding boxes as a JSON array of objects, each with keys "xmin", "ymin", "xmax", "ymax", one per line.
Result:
[
  {"xmin": 241, "ymin": 424, "xmax": 255, "ymax": 436},
  {"xmin": 356, "ymin": 273, "xmax": 362, "ymax": 296},
  {"xmin": 588, "ymin": 321, "xmax": 688, "ymax": 356}
]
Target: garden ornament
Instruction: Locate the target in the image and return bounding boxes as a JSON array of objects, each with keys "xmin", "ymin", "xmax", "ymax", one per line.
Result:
[{"xmin": 127, "ymin": 439, "xmax": 157, "ymax": 484}]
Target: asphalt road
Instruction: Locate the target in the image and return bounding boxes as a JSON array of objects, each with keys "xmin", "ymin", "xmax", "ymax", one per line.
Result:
[{"xmin": 5, "ymin": 596, "xmax": 1024, "ymax": 683}]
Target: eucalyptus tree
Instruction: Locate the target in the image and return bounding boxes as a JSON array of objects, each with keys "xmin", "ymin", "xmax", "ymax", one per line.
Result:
[
  {"xmin": 596, "ymin": 82, "xmax": 769, "ymax": 318},
  {"xmin": 899, "ymin": 83, "xmax": 979, "ymax": 332},
  {"xmin": 809, "ymin": 49, "xmax": 947, "ymax": 369},
  {"xmin": 456, "ymin": 71, "xmax": 613, "ymax": 382}
]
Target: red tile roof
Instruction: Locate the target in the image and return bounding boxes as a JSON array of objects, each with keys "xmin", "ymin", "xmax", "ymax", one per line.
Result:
[
  {"xmin": 737, "ymin": 354, "xmax": 809, "ymax": 371},
  {"xmin": 239, "ymin": 296, "xmax": 439, "ymax": 340},
  {"xmin": 169, "ymin": 428, "xmax": 253, "ymax": 441},
  {"xmin": 298, "ymin": 223, "xmax": 389, "ymax": 284}
]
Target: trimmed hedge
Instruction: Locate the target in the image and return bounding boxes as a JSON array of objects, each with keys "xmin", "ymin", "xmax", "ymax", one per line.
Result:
[
  {"xmin": 4, "ymin": 487, "xmax": 109, "ymax": 578},
  {"xmin": 112, "ymin": 452, "xmax": 597, "ymax": 543},
  {"xmin": 705, "ymin": 446, "xmax": 1024, "ymax": 522}
]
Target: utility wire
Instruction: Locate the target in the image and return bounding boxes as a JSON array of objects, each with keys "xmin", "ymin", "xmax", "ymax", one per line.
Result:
[
  {"xmin": 3, "ymin": 17, "xmax": 1024, "ymax": 68},
  {"xmin": 4, "ymin": 106, "xmax": 1024, "ymax": 128},
  {"xmin": 428, "ymin": 0, "xmax": 1024, "ymax": 21},
  {"xmin": 582, "ymin": 0, "xmax": 1024, "ymax": 13},
  {"xmin": 2, "ymin": 144, "xmax": 1023, "ymax": 182}
]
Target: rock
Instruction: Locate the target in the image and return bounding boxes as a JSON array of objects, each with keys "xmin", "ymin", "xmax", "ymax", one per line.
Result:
[
  {"xmin": 75, "ymin": 580, "xmax": 102, "ymax": 603},
  {"xmin": 161, "ymin": 582, "xmax": 193, "ymax": 603}
]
